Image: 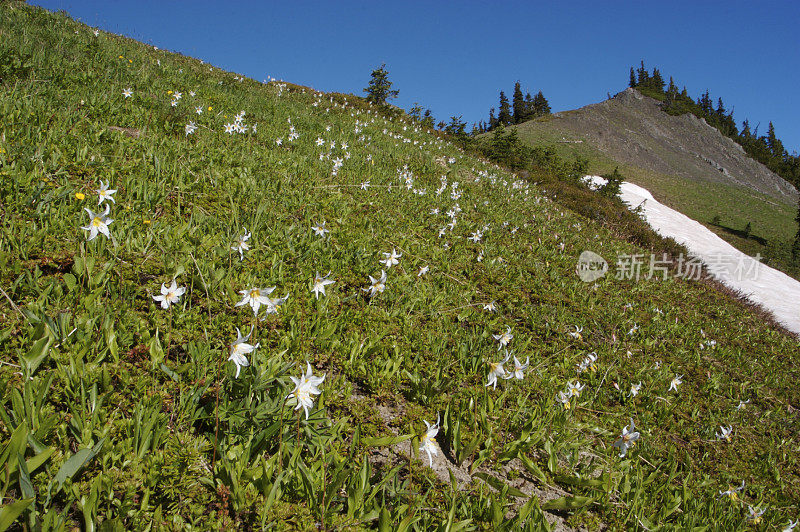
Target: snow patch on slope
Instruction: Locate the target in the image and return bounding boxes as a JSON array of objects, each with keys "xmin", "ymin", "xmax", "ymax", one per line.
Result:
[{"xmin": 584, "ymin": 175, "xmax": 800, "ymax": 337}]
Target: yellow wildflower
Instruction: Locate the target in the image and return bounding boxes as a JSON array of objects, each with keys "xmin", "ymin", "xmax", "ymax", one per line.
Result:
[{"xmin": 75, "ymin": 192, "xmax": 85, "ymax": 200}]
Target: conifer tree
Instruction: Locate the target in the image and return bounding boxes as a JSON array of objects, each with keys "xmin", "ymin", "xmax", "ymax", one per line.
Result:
[
  {"xmin": 364, "ymin": 64, "xmax": 399, "ymax": 107},
  {"xmin": 498, "ymin": 91, "xmax": 512, "ymax": 126},
  {"xmin": 667, "ymin": 77, "xmax": 677, "ymax": 94},
  {"xmin": 637, "ymin": 61, "xmax": 649, "ymax": 86},
  {"xmin": 533, "ymin": 91, "xmax": 551, "ymax": 116},
  {"xmin": 766, "ymin": 122, "xmax": 785, "ymax": 158},
  {"xmin": 488, "ymin": 107, "xmax": 497, "ymax": 130},
  {"xmin": 512, "ymin": 82, "xmax": 525, "ymax": 124},
  {"xmin": 629, "ymin": 67, "xmax": 637, "ymax": 88},
  {"xmin": 422, "ymin": 109, "xmax": 434, "ymax": 129},
  {"xmin": 524, "ymin": 92, "xmax": 534, "ymax": 120},
  {"xmin": 740, "ymin": 119, "xmax": 752, "ymax": 139},
  {"xmin": 651, "ymin": 68, "xmax": 665, "ymax": 92},
  {"xmin": 511, "ymin": 80, "xmax": 525, "ymax": 124}
]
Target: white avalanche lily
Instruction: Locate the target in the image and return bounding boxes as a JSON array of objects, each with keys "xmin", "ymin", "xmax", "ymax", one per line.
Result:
[
  {"xmin": 629, "ymin": 381, "xmax": 642, "ymax": 397},
  {"xmin": 419, "ymin": 414, "xmax": 440, "ymax": 467},
  {"xmin": 612, "ymin": 418, "xmax": 640, "ymax": 457},
  {"xmin": 152, "ymin": 280, "xmax": 186, "ymax": 309},
  {"xmin": 311, "ymin": 272, "xmax": 335, "ymax": 299},
  {"xmin": 668, "ymin": 374, "xmax": 683, "ymax": 392},
  {"xmin": 263, "ymin": 293, "xmax": 288, "ymax": 316},
  {"xmin": 363, "ymin": 270, "xmax": 387, "ymax": 297},
  {"xmin": 565, "ymin": 381, "xmax": 585, "ymax": 397},
  {"xmin": 504, "ymin": 356, "xmax": 529, "ymax": 380},
  {"xmin": 747, "ymin": 506, "xmax": 765, "ymax": 525},
  {"xmin": 81, "ymin": 205, "xmax": 113, "ymax": 241},
  {"xmin": 232, "ymin": 228, "xmax": 251, "ymax": 261},
  {"xmin": 311, "ymin": 221, "xmax": 330, "ymax": 238},
  {"xmin": 228, "ymin": 327, "xmax": 259, "ymax": 378},
  {"xmin": 287, "ymin": 362, "xmax": 325, "ymax": 419},
  {"xmin": 381, "ymin": 248, "xmax": 402, "ymax": 268},
  {"xmin": 486, "ymin": 354, "xmax": 510, "ymax": 389},
  {"xmin": 718, "ymin": 481, "xmax": 745, "ymax": 501},
  {"xmin": 557, "ymin": 390, "xmax": 572, "ymax": 410},
  {"xmin": 236, "ymin": 286, "xmax": 276, "ymax": 316},
  {"xmin": 97, "ymin": 180, "xmax": 116, "ymax": 205},
  {"xmin": 492, "ymin": 327, "xmax": 513, "ymax": 349},
  {"xmin": 716, "ymin": 425, "xmax": 733, "ymax": 442}
]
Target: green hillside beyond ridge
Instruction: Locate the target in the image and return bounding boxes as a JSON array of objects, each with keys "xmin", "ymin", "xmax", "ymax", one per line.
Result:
[
  {"xmin": 1, "ymin": 3, "xmax": 799, "ymax": 530},
  {"xmin": 509, "ymin": 88, "xmax": 800, "ymax": 280}
]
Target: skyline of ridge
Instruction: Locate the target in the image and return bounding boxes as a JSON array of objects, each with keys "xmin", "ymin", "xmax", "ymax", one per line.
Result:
[{"xmin": 31, "ymin": 0, "xmax": 800, "ymax": 153}]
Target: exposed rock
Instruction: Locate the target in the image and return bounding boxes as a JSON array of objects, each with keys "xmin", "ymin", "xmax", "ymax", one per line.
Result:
[{"xmin": 521, "ymin": 89, "xmax": 797, "ymax": 200}]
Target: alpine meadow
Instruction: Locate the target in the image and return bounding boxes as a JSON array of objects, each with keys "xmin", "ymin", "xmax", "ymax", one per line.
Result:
[{"xmin": 1, "ymin": 3, "xmax": 800, "ymax": 531}]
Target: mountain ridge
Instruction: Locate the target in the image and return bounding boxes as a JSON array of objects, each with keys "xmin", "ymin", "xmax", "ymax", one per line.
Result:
[{"xmin": 543, "ymin": 88, "xmax": 796, "ymax": 200}]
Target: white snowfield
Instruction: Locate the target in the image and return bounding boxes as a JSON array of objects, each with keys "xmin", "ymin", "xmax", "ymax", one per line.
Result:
[{"xmin": 584, "ymin": 176, "xmax": 800, "ymax": 337}]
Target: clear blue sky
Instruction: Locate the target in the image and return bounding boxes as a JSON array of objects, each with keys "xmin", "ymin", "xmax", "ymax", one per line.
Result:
[{"xmin": 33, "ymin": 0, "xmax": 800, "ymax": 152}]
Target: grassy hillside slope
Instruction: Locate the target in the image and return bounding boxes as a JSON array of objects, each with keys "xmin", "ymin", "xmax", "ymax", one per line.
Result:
[
  {"xmin": 511, "ymin": 89, "xmax": 799, "ymax": 279},
  {"xmin": 1, "ymin": 3, "xmax": 799, "ymax": 530}
]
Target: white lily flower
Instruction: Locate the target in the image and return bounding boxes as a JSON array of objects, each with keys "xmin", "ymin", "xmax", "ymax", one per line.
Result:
[
  {"xmin": 504, "ymin": 356, "xmax": 529, "ymax": 380},
  {"xmin": 557, "ymin": 390, "xmax": 572, "ymax": 410},
  {"xmin": 122, "ymin": 88, "xmax": 133, "ymax": 98},
  {"xmin": 236, "ymin": 286, "xmax": 276, "ymax": 316},
  {"xmin": 81, "ymin": 205, "xmax": 113, "ymax": 241},
  {"xmin": 718, "ymin": 480, "xmax": 745, "ymax": 501},
  {"xmin": 262, "ymin": 293, "xmax": 288, "ymax": 316},
  {"xmin": 612, "ymin": 418, "xmax": 640, "ymax": 457},
  {"xmin": 381, "ymin": 248, "xmax": 402, "ymax": 268},
  {"xmin": 783, "ymin": 519, "xmax": 799, "ymax": 532},
  {"xmin": 152, "ymin": 280, "xmax": 186, "ymax": 310},
  {"xmin": 417, "ymin": 265, "xmax": 429, "ymax": 277},
  {"xmin": 362, "ymin": 270, "xmax": 387, "ymax": 297},
  {"xmin": 287, "ymin": 362, "xmax": 325, "ymax": 419},
  {"xmin": 311, "ymin": 271, "xmax": 335, "ymax": 299},
  {"xmin": 311, "ymin": 221, "xmax": 330, "ymax": 238},
  {"xmin": 565, "ymin": 381, "xmax": 585, "ymax": 398},
  {"xmin": 492, "ymin": 327, "xmax": 513, "ymax": 349},
  {"xmin": 483, "ymin": 301, "xmax": 496, "ymax": 312},
  {"xmin": 229, "ymin": 327, "xmax": 259, "ymax": 378},
  {"xmin": 185, "ymin": 121, "xmax": 197, "ymax": 136},
  {"xmin": 419, "ymin": 414, "xmax": 440, "ymax": 467},
  {"xmin": 630, "ymin": 381, "xmax": 642, "ymax": 397},
  {"xmin": 668, "ymin": 374, "xmax": 683, "ymax": 392},
  {"xmin": 747, "ymin": 506, "xmax": 765, "ymax": 525},
  {"xmin": 716, "ymin": 425, "xmax": 733, "ymax": 442},
  {"xmin": 576, "ymin": 352, "xmax": 598, "ymax": 373},
  {"xmin": 231, "ymin": 228, "xmax": 251, "ymax": 261},
  {"xmin": 97, "ymin": 180, "xmax": 116, "ymax": 205},
  {"xmin": 568, "ymin": 326, "xmax": 583, "ymax": 340},
  {"xmin": 486, "ymin": 354, "xmax": 510, "ymax": 389}
]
